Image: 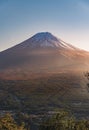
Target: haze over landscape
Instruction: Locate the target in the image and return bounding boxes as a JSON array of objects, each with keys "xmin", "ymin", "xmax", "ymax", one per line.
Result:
[
  {"xmin": 0, "ymin": 32, "xmax": 89, "ymax": 80},
  {"xmin": 1, "ymin": 0, "xmax": 89, "ymax": 130},
  {"xmin": 0, "ymin": 31, "xmax": 89, "ymax": 130}
]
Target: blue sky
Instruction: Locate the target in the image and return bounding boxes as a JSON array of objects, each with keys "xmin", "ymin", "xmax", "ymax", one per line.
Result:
[{"xmin": 0, "ymin": 0, "xmax": 89, "ymax": 51}]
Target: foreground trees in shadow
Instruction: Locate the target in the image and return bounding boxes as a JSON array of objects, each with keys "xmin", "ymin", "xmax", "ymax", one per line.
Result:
[
  {"xmin": 39, "ymin": 111, "xmax": 89, "ymax": 130},
  {"xmin": 0, "ymin": 111, "xmax": 89, "ymax": 130},
  {"xmin": 0, "ymin": 113, "xmax": 26, "ymax": 130}
]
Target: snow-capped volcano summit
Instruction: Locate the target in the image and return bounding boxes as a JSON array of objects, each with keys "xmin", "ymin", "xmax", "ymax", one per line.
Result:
[
  {"xmin": 19, "ymin": 32, "xmax": 76, "ymax": 50},
  {"xmin": 30, "ymin": 32, "xmax": 59, "ymax": 43}
]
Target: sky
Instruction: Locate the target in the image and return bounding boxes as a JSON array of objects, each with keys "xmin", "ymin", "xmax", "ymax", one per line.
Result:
[{"xmin": 0, "ymin": 0, "xmax": 89, "ymax": 51}]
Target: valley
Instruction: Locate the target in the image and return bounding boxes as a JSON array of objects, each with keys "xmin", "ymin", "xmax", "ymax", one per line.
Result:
[{"xmin": 0, "ymin": 71, "xmax": 88, "ymax": 115}]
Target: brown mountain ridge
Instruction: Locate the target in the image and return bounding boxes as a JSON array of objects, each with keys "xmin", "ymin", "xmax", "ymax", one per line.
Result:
[{"xmin": 0, "ymin": 32, "xmax": 89, "ymax": 80}]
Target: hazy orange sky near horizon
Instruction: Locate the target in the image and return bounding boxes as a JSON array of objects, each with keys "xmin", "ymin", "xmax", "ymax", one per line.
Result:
[{"xmin": 0, "ymin": 0, "xmax": 89, "ymax": 51}]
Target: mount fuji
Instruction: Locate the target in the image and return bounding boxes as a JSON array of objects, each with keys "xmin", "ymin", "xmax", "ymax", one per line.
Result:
[
  {"xmin": 9, "ymin": 32, "xmax": 77, "ymax": 50},
  {"xmin": 0, "ymin": 32, "xmax": 89, "ymax": 80}
]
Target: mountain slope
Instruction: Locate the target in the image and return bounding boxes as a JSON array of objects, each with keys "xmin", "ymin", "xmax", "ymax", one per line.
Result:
[
  {"xmin": 0, "ymin": 32, "xmax": 89, "ymax": 80},
  {"xmin": 6, "ymin": 32, "xmax": 77, "ymax": 49},
  {"xmin": 0, "ymin": 32, "xmax": 89, "ymax": 115}
]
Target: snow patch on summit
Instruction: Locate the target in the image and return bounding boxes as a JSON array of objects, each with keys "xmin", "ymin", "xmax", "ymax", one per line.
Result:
[{"xmin": 18, "ymin": 32, "xmax": 78, "ymax": 50}]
